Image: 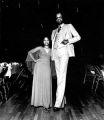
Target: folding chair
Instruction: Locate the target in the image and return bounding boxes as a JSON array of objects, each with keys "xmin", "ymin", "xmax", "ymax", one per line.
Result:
[
  {"xmin": 94, "ymin": 66, "xmax": 104, "ymax": 93},
  {"xmin": 83, "ymin": 64, "xmax": 96, "ymax": 91}
]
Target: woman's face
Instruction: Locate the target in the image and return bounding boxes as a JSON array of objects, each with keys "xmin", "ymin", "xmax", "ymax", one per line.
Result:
[{"xmin": 43, "ymin": 37, "xmax": 49, "ymax": 46}]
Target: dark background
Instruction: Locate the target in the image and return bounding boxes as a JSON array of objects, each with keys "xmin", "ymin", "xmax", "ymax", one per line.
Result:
[{"xmin": 1, "ymin": 0, "xmax": 104, "ymax": 64}]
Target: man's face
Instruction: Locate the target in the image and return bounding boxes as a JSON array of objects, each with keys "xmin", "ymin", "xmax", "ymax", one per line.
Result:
[{"xmin": 56, "ymin": 13, "xmax": 63, "ymax": 24}]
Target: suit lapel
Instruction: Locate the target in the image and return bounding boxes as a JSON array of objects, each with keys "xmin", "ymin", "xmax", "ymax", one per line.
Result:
[{"xmin": 53, "ymin": 29, "xmax": 58, "ymax": 40}]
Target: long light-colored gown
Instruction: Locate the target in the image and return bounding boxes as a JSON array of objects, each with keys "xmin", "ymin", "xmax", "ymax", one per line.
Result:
[{"xmin": 31, "ymin": 47, "xmax": 52, "ymax": 108}]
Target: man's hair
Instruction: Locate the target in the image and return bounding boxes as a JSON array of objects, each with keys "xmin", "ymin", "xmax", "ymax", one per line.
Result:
[{"xmin": 56, "ymin": 12, "xmax": 62, "ymax": 18}]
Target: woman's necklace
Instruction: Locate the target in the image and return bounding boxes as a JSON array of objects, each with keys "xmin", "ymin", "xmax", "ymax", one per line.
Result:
[{"xmin": 44, "ymin": 46, "xmax": 49, "ymax": 53}]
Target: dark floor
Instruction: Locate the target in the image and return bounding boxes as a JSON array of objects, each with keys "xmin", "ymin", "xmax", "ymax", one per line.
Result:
[
  {"xmin": 0, "ymin": 75, "xmax": 104, "ymax": 120},
  {"xmin": 0, "ymin": 59, "xmax": 104, "ymax": 120}
]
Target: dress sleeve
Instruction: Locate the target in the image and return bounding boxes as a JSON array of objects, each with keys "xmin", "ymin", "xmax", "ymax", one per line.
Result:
[
  {"xmin": 28, "ymin": 46, "xmax": 42, "ymax": 62},
  {"xmin": 32, "ymin": 50, "xmax": 41, "ymax": 60}
]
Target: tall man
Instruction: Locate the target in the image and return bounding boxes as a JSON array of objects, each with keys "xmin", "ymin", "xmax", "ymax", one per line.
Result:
[{"xmin": 51, "ymin": 12, "xmax": 81, "ymax": 111}]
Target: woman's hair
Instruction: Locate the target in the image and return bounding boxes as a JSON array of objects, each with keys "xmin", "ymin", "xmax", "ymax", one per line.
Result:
[{"xmin": 43, "ymin": 37, "xmax": 49, "ymax": 41}]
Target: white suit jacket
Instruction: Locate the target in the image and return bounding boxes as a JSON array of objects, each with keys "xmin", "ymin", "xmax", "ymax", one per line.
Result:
[{"xmin": 51, "ymin": 23, "xmax": 81, "ymax": 60}]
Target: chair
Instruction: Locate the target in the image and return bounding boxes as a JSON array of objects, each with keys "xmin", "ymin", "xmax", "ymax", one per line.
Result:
[
  {"xmin": 93, "ymin": 66, "xmax": 104, "ymax": 93},
  {"xmin": 83, "ymin": 64, "xmax": 96, "ymax": 91},
  {"xmin": 0, "ymin": 67, "xmax": 8, "ymax": 102},
  {"xmin": 0, "ymin": 77, "xmax": 8, "ymax": 102}
]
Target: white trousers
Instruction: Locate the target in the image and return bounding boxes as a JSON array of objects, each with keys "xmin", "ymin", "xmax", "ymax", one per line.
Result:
[{"xmin": 54, "ymin": 52, "xmax": 69, "ymax": 108}]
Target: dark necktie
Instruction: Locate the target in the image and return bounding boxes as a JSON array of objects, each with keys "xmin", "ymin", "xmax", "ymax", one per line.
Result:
[
  {"xmin": 58, "ymin": 26, "xmax": 61, "ymax": 32},
  {"xmin": 53, "ymin": 26, "xmax": 61, "ymax": 49}
]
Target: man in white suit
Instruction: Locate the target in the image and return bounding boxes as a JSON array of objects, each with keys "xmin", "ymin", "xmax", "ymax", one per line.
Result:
[{"xmin": 51, "ymin": 12, "xmax": 81, "ymax": 111}]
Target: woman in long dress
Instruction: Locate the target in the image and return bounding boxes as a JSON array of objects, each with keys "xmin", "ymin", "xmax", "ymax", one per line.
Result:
[{"xmin": 28, "ymin": 37, "xmax": 52, "ymax": 110}]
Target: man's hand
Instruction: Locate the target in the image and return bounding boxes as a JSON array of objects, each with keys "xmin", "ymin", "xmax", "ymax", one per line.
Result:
[{"xmin": 61, "ymin": 39, "xmax": 69, "ymax": 45}]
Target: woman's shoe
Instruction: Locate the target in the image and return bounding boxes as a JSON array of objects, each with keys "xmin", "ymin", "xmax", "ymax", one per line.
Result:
[{"xmin": 44, "ymin": 107, "xmax": 50, "ymax": 111}]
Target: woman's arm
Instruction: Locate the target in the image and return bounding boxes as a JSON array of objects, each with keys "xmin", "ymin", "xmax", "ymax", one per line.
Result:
[
  {"xmin": 50, "ymin": 49, "xmax": 53, "ymax": 59},
  {"xmin": 28, "ymin": 46, "xmax": 42, "ymax": 62}
]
